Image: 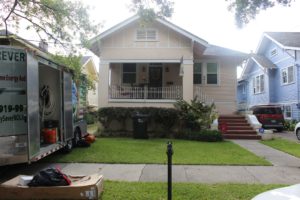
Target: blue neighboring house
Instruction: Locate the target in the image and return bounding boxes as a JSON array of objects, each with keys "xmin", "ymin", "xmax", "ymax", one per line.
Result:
[{"xmin": 238, "ymin": 32, "xmax": 300, "ymax": 121}]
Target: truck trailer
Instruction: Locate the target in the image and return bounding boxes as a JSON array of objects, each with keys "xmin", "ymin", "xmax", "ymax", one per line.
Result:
[{"xmin": 0, "ymin": 46, "xmax": 87, "ymax": 166}]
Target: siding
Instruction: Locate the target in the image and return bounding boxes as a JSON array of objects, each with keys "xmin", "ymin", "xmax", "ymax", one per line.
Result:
[{"xmin": 100, "ymin": 21, "xmax": 193, "ymax": 60}]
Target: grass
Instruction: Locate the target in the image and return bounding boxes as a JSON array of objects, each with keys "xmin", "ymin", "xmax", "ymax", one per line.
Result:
[
  {"xmin": 102, "ymin": 181, "xmax": 285, "ymax": 200},
  {"xmin": 44, "ymin": 138, "xmax": 270, "ymax": 165},
  {"xmin": 261, "ymin": 138, "xmax": 300, "ymax": 158}
]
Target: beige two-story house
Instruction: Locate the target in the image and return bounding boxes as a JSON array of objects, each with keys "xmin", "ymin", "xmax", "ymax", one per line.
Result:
[{"xmin": 89, "ymin": 15, "xmax": 247, "ymax": 114}]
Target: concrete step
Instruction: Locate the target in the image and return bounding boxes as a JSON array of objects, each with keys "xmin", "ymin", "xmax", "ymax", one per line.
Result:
[{"xmin": 223, "ymin": 134, "xmax": 261, "ymax": 140}]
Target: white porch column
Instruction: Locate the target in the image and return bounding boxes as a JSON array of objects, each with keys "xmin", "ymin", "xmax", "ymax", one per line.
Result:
[
  {"xmin": 182, "ymin": 59, "xmax": 194, "ymax": 102},
  {"xmin": 99, "ymin": 61, "xmax": 110, "ymax": 107}
]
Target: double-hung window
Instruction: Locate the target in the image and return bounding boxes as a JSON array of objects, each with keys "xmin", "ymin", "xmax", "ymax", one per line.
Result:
[
  {"xmin": 122, "ymin": 63, "xmax": 136, "ymax": 84},
  {"xmin": 193, "ymin": 63, "xmax": 202, "ymax": 84},
  {"xmin": 281, "ymin": 66, "xmax": 294, "ymax": 85},
  {"xmin": 207, "ymin": 63, "xmax": 218, "ymax": 84},
  {"xmin": 193, "ymin": 62, "xmax": 218, "ymax": 85},
  {"xmin": 253, "ymin": 74, "xmax": 264, "ymax": 94}
]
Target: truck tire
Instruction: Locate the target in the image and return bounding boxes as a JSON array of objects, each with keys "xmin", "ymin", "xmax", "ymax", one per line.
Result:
[
  {"xmin": 73, "ymin": 128, "xmax": 81, "ymax": 147},
  {"xmin": 63, "ymin": 140, "xmax": 73, "ymax": 153}
]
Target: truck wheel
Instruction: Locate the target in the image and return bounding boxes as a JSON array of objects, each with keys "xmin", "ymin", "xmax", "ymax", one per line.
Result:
[
  {"xmin": 63, "ymin": 140, "xmax": 73, "ymax": 153},
  {"xmin": 73, "ymin": 128, "xmax": 81, "ymax": 147}
]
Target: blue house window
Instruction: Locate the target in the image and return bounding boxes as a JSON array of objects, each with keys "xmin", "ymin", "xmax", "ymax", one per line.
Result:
[
  {"xmin": 253, "ymin": 74, "xmax": 264, "ymax": 94},
  {"xmin": 281, "ymin": 66, "xmax": 294, "ymax": 85}
]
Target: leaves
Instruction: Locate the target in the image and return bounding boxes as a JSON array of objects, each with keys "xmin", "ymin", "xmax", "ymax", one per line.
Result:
[
  {"xmin": 1, "ymin": 0, "xmax": 99, "ymax": 49},
  {"xmin": 129, "ymin": 0, "xmax": 174, "ymax": 26},
  {"xmin": 226, "ymin": 0, "xmax": 294, "ymax": 28},
  {"xmin": 51, "ymin": 54, "xmax": 95, "ymax": 90}
]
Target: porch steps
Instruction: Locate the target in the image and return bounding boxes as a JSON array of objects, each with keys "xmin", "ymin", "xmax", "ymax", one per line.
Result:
[{"xmin": 218, "ymin": 115, "xmax": 261, "ymax": 140}]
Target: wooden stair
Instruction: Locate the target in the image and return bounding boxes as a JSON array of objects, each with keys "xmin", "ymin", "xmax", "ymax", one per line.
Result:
[{"xmin": 218, "ymin": 115, "xmax": 261, "ymax": 140}]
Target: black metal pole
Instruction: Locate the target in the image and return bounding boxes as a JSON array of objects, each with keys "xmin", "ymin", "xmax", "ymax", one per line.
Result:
[{"xmin": 167, "ymin": 141, "xmax": 173, "ymax": 200}]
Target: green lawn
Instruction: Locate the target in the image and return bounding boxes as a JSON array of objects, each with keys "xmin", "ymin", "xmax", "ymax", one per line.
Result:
[
  {"xmin": 102, "ymin": 181, "xmax": 284, "ymax": 200},
  {"xmin": 44, "ymin": 138, "xmax": 270, "ymax": 165},
  {"xmin": 261, "ymin": 138, "xmax": 300, "ymax": 158}
]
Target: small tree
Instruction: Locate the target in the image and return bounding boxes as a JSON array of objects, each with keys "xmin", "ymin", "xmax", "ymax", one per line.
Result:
[{"xmin": 174, "ymin": 98, "xmax": 217, "ymax": 131}]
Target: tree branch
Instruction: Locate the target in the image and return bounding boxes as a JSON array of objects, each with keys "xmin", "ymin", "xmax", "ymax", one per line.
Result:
[
  {"xmin": 12, "ymin": 11, "xmax": 67, "ymax": 48},
  {"xmin": 4, "ymin": 0, "xmax": 18, "ymax": 35}
]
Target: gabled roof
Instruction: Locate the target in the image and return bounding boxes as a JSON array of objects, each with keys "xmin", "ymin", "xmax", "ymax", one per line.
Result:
[
  {"xmin": 264, "ymin": 32, "xmax": 300, "ymax": 50},
  {"xmin": 203, "ymin": 45, "xmax": 248, "ymax": 57},
  {"xmin": 81, "ymin": 56, "xmax": 98, "ymax": 81},
  {"xmin": 240, "ymin": 32, "xmax": 300, "ymax": 79},
  {"xmin": 81, "ymin": 56, "xmax": 92, "ymax": 66},
  {"xmin": 0, "ymin": 29, "xmax": 49, "ymax": 55},
  {"xmin": 251, "ymin": 54, "xmax": 276, "ymax": 69},
  {"xmin": 89, "ymin": 15, "xmax": 209, "ymax": 55}
]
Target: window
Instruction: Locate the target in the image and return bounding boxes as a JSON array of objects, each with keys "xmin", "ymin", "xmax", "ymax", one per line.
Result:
[
  {"xmin": 207, "ymin": 63, "xmax": 218, "ymax": 84},
  {"xmin": 242, "ymin": 85, "xmax": 246, "ymax": 94},
  {"xmin": 122, "ymin": 63, "xmax": 136, "ymax": 84},
  {"xmin": 193, "ymin": 63, "xmax": 202, "ymax": 84},
  {"xmin": 270, "ymin": 48, "xmax": 277, "ymax": 57},
  {"xmin": 283, "ymin": 105, "xmax": 292, "ymax": 118},
  {"xmin": 281, "ymin": 66, "xmax": 294, "ymax": 85},
  {"xmin": 253, "ymin": 74, "xmax": 264, "ymax": 94},
  {"xmin": 136, "ymin": 29, "xmax": 157, "ymax": 41}
]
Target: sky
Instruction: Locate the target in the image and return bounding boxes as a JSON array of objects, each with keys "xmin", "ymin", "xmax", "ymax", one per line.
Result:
[
  {"xmin": 83, "ymin": 0, "xmax": 300, "ymax": 54},
  {"xmin": 4, "ymin": 0, "xmax": 300, "ymax": 75}
]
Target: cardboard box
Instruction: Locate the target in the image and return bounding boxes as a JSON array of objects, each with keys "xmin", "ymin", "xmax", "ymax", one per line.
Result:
[{"xmin": 0, "ymin": 173, "xmax": 103, "ymax": 200}]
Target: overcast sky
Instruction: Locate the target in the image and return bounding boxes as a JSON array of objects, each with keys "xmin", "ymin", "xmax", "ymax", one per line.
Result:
[{"xmin": 83, "ymin": 0, "xmax": 300, "ymax": 53}]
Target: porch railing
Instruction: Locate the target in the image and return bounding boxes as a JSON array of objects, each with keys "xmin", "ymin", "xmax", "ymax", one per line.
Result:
[
  {"xmin": 109, "ymin": 85, "xmax": 182, "ymax": 100},
  {"xmin": 193, "ymin": 86, "xmax": 214, "ymax": 104}
]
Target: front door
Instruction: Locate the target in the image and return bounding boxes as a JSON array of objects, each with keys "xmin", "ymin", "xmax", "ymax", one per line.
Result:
[{"xmin": 148, "ymin": 65, "xmax": 162, "ymax": 99}]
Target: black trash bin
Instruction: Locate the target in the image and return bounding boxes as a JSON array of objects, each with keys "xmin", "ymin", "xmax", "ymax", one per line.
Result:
[{"xmin": 132, "ymin": 112, "xmax": 149, "ymax": 139}]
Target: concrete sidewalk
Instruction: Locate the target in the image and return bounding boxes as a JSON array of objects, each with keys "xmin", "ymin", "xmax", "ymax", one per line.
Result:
[{"xmin": 2, "ymin": 139, "xmax": 300, "ymax": 185}]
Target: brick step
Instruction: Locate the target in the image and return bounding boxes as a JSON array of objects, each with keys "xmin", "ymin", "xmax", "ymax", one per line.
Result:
[
  {"xmin": 221, "ymin": 122, "xmax": 250, "ymax": 126},
  {"xmin": 219, "ymin": 115, "xmax": 245, "ymax": 119},
  {"xmin": 219, "ymin": 118, "xmax": 247, "ymax": 122},
  {"xmin": 223, "ymin": 134, "xmax": 261, "ymax": 140},
  {"xmin": 224, "ymin": 130, "xmax": 257, "ymax": 135},
  {"xmin": 226, "ymin": 126, "xmax": 254, "ymax": 130}
]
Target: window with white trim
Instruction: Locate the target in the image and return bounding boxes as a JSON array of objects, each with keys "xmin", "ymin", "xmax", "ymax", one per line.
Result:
[
  {"xmin": 136, "ymin": 29, "xmax": 157, "ymax": 41},
  {"xmin": 281, "ymin": 66, "xmax": 294, "ymax": 85},
  {"xmin": 193, "ymin": 63, "xmax": 202, "ymax": 84},
  {"xmin": 253, "ymin": 74, "xmax": 264, "ymax": 94},
  {"xmin": 122, "ymin": 63, "xmax": 136, "ymax": 84},
  {"xmin": 207, "ymin": 63, "xmax": 218, "ymax": 84},
  {"xmin": 283, "ymin": 105, "xmax": 292, "ymax": 118}
]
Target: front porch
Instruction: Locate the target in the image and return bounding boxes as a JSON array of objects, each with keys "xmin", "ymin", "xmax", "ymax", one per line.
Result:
[{"xmin": 109, "ymin": 62, "xmax": 183, "ymax": 102}]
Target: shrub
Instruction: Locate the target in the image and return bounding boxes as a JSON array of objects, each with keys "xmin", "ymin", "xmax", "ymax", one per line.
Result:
[
  {"xmin": 84, "ymin": 112, "xmax": 97, "ymax": 125},
  {"xmin": 174, "ymin": 130, "xmax": 223, "ymax": 142},
  {"xmin": 97, "ymin": 107, "xmax": 179, "ymax": 134},
  {"xmin": 174, "ymin": 98, "xmax": 217, "ymax": 131},
  {"xmin": 284, "ymin": 120, "xmax": 298, "ymax": 131}
]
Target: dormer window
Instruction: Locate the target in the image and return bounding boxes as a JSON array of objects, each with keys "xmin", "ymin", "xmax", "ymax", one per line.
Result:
[
  {"xmin": 270, "ymin": 48, "xmax": 277, "ymax": 57},
  {"xmin": 136, "ymin": 29, "xmax": 157, "ymax": 41}
]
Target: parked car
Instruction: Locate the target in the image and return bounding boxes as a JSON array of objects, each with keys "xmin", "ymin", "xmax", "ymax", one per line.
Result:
[
  {"xmin": 252, "ymin": 183, "xmax": 300, "ymax": 200},
  {"xmin": 294, "ymin": 122, "xmax": 300, "ymax": 140},
  {"xmin": 251, "ymin": 105, "xmax": 284, "ymax": 132}
]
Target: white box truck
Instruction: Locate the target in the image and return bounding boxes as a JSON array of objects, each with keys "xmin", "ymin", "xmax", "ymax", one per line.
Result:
[{"xmin": 0, "ymin": 46, "xmax": 87, "ymax": 166}]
